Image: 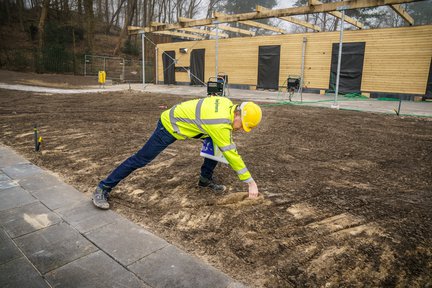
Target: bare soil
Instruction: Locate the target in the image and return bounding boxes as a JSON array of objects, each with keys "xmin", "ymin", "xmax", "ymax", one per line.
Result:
[
  {"xmin": 0, "ymin": 70, "xmax": 98, "ymax": 88},
  {"xmin": 1, "ymin": 74, "xmax": 431, "ymax": 287}
]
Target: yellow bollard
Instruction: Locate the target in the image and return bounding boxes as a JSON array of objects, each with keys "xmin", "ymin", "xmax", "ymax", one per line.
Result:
[{"xmin": 98, "ymin": 71, "xmax": 106, "ymax": 87}]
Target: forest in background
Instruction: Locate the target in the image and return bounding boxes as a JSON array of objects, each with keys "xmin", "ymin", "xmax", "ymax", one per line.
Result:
[{"xmin": 0, "ymin": 0, "xmax": 431, "ymax": 76}]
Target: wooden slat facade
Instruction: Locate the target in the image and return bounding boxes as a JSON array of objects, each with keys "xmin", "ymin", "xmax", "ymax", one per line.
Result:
[{"xmin": 156, "ymin": 25, "xmax": 432, "ymax": 95}]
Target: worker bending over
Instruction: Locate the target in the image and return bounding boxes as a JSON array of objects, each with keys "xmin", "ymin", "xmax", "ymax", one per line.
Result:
[{"xmin": 92, "ymin": 96, "xmax": 262, "ymax": 210}]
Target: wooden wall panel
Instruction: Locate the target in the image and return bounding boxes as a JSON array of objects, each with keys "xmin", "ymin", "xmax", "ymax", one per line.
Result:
[{"xmin": 156, "ymin": 25, "xmax": 432, "ymax": 95}]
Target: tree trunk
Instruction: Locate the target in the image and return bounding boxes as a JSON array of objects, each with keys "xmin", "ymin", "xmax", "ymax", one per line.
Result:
[
  {"xmin": 148, "ymin": 0, "xmax": 155, "ymax": 25},
  {"xmin": 38, "ymin": 0, "xmax": 50, "ymax": 72},
  {"xmin": 77, "ymin": 0, "xmax": 82, "ymax": 15},
  {"xmin": 63, "ymin": 0, "xmax": 70, "ymax": 18},
  {"xmin": 135, "ymin": 0, "xmax": 139, "ymax": 26},
  {"xmin": 104, "ymin": 0, "xmax": 109, "ymax": 27},
  {"xmin": 84, "ymin": 0, "xmax": 94, "ymax": 53},
  {"xmin": 113, "ymin": 0, "xmax": 137, "ymax": 56},
  {"xmin": 105, "ymin": 0, "xmax": 126, "ymax": 34},
  {"xmin": 97, "ymin": 0, "xmax": 102, "ymax": 20},
  {"xmin": 17, "ymin": 0, "xmax": 25, "ymax": 32},
  {"xmin": 72, "ymin": 28, "xmax": 77, "ymax": 74}
]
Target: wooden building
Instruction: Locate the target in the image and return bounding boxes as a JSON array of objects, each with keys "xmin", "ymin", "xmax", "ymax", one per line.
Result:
[{"xmin": 156, "ymin": 24, "xmax": 432, "ymax": 98}]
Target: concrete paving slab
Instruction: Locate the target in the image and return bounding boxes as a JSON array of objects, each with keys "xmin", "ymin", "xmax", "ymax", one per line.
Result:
[
  {"xmin": 0, "ymin": 147, "xmax": 29, "ymax": 169},
  {"xmin": 2, "ymin": 163, "xmax": 44, "ymax": 179},
  {"xmin": 0, "ymin": 179, "xmax": 19, "ymax": 190},
  {"xmin": 27, "ymin": 183, "xmax": 86, "ymax": 210},
  {"xmin": 0, "ymin": 229, "xmax": 22, "ymax": 265},
  {"xmin": 86, "ymin": 218, "xmax": 168, "ymax": 266},
  {"xmin": 0, "ymin": 172, "xmax": 11, "ymax": 181},
  {"xmin": 45, "ymin": 250, "xmax": 150, "ymax": 288},
  {"xmin": 0, "ymin": 202, "xmax": 62, "ymax": 238},
  {"xmin": 55, "ymin": 200, "xmax": 118, "ymax": 234},
  {"xmin": 14, "ymin": 222, "xmax": 98, "ymax": 274},
  {"xmin": 227, "ymin": 283, "xmax": 248, "ymax": 288},
  {"xmin": 129, "ymin": 245, "xmax": 232, "ymax": 288},
  {"xmin": 0, "ymin": 186, "xmax": 37, "ymax": 212},
  {"xmin": 18, "ymin": 172, "xmax": 65, "ymax": 192},
  {"xmin": 0, "ymin": 257, "xmax": 49, "ymax": 288},
  {"xmin": 0, "ymin": 145, "xmax": 247, "ymax": 287}
]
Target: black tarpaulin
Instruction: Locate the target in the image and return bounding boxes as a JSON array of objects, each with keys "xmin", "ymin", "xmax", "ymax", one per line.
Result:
[
  {"xmin": 257, "ymin": 45, "xmax": 280, "ymax": 90},
  {"xmin": 190, "ymin": 49, "xmax": 205, "ymax": 85},
  {"xmin": 426, "ymin": 57, "xmax": 432, "ymax": 98},
  {"xmin": 329, "ymin": 42, "xmax": 366, "ymax": 94},
  {"xmin": 162, "ymin": 50, "xmax": 176, "ymax": 84}
]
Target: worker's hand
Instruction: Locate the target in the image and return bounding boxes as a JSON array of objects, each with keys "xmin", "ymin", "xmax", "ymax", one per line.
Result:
[{"xmin": 248, "ymin": 180, "xmax": 259, "ymax": 199}]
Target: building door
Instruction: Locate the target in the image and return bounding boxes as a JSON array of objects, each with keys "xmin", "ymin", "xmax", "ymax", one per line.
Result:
[
  {"xmin": 190, "ymin": 49, "xmax": 205, "ymax": 85},
  {"xmin": 257, "ymin": 45, "xmax": 281, "ymax": 90},
  {"xmin": 329, "ymin": 42, "xmax": 366, "ymax": 94},
  {"xmin": 426, "ymin": 57, "xmax": 432, "ymax": 99},
  {"xmin": 162, "ymin": 50, "xmax": 176, "ymax": 84}
]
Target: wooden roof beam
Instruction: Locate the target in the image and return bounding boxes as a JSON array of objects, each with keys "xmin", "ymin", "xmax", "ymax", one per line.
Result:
[
  {"xmin": 215, "ymin": 12, "xmax": 289, "ymax": 34},
  {"xmin": 178, "ymin": 27, "xmax": 229, "ymax": 38},
  {"xmin": 150, "ymin": 22, "xmax": 166, "ymax": 27},
  {"xmin": 240, "ymin": 20, "xmax": 289, "ymax": 34},
  {"xmin": 389, "ymin": 4, "xmax": 414, "ymax": 25},
  {"xmin": 178, "ymin": 17, "xmax": 194, "ymax": 23},
  {"xmin": 153, "ymin": 30, "xmax": 205, "ymax": 40},
  {"xmin": 309, "ymin": 0, "xmax": 364, "ymax": 29},
  {"xmin": 128, "ymin": 0, "xmax": 424, "ymax": 33},
  {"xmin": 209, "ymin": 24, "xmax": 255, "ymax": 36},
  {"xmin": 256, "ymin": 5, "xmax": 321, "ymax": 32},
  {"xmin": 180, "ymin": 17, "xmax": 255, "ymax": 36}
]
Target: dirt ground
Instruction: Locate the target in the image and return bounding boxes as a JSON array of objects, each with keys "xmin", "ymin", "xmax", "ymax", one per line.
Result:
[
  {"xmin": 1, "ymin": 72, "xmax": 432, "ymax": 287},
  {"xmin": 0, "ymin": 70, "xmax": 98, "ymax": 88}
]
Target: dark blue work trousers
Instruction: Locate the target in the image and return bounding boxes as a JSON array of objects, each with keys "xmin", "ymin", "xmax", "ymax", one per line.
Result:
[{"xmin": 99, "ymin": 120, "xmax": 218, "ymax": 190}]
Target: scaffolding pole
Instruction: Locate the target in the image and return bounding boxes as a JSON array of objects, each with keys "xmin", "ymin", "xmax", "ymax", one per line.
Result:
[
  {"xmin": 155, "ymin": 47, "xmax": 158, "ymax": 84},
  {"xmin": 300, "ymin": 37, "xmax": 307, "ymax": 103},
  {"xmin": 332, "ymin": 9, "xmax": 345, "ymax": 109},
  {"xmin": 141, "ymin": 32, "xmax": 145, "ymax": 87},
  {"xmin": 214, "ymin": 21, "xmax": 220, "ymax": 78}
]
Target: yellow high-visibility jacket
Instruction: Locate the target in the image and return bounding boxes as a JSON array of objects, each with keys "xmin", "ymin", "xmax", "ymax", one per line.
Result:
[{"xmin": 160, "ymin": 96, "xmax": 253, "ymax": 183}]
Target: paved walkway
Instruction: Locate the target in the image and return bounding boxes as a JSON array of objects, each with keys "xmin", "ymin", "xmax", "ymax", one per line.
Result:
[
  {"xmin": 0, "ymin": 145, "xmax": 244, "ymax": 288},
  {"xmin": 1, "ymin": 82, "xmax": 431, "ymax": 117}
]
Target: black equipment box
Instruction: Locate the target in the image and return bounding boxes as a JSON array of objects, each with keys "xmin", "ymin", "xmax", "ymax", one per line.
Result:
[
  {"xmin": 207, "ymin": 74, "xmax": 228, "ymax": 96},
  {"xmin": 207, "ymin": 81, "xmax": 224, "ymax": 95},
  {"xmin": 287, "ymin": 77, "xmax": 300, "ymax": 90}
]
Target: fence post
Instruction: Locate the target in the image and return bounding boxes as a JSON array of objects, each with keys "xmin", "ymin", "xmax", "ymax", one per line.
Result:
[
  {"xmin": 122, "ymin": 57, "xmax": 125, "ymax": 81},
  {"xmin": 141, "ymin": 32, "xmax": 145, "ymax": 86}
]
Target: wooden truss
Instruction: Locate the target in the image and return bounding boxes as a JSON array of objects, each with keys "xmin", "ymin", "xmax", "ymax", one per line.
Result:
[
  {"xmin": 309, "ymin": 0, "xmax": 364, "ymax": 29},
  {"xmin": 256, "ymin": 5, "xmax": 321, "ymax": 32},
  {"xmin": 389, "ymin": 4, "xmax": 414, "ymax": 25},
  {"xmin": 178, "ymin": 27, "xmax": 229, "ymax": 38},
  {"xmin": 129, "ymin": 0, "xmax": 421, "ymax": 36},
  {"xmin": 214, "ymin": 12, "xmax": 289, "ymax": 34},
  {"xmin": 181, "ymin": 17, "xmax": 256, "ymax": 37}
]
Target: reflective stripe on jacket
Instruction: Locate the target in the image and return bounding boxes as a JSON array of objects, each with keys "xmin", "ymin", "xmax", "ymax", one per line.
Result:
[{"xmin": 160, "ymin": 96, "xmax": 253, "ymax": 183}]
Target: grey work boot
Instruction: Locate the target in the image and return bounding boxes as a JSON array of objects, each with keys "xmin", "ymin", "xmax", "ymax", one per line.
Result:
[
  {"xmin": 92, "ymin": 185, "xmax": 110, "ymax": 210},
  {"xmin": 198, "ymin": 176, "xmax": 226, "ymax": 193}
]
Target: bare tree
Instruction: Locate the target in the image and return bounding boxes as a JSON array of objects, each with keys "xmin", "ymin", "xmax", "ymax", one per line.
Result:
[
  {"xmin": 77, "ymin": 0, "xmax": 83, "ymax": 16},
  {"xmin": 206, "ymin": 0, "xmax": 223, "ymax": 18},
  {"xmin": 113, "ymin": 0, "xmax": 137, "ymax": 55},
  {"xmin": 84, "ymin": 0, "xmax": 95, "ymax": 52},
  {"xmin": 17, "ymin": 0, "xmax": 25, "ymax": 31},
  {"xmin": 37, "ymin": 0, "xmax": 50, "ymax": 71},
  {"xmin": 105, "ymin": 0, "xmax": 126, "ymax": 34}
]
